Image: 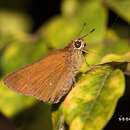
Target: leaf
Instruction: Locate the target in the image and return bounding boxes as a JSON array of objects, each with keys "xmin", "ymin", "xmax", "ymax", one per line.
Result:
[
  {"xmin": 52, "ymin": 51, "xmax": 130, "ymax": 130},
  {"xmin": 41, "ymin": 16, "xmax": 79, "ymax": 49},
  {"xmin": 105, "ymin": 0, "xmax": 130, "ymax": 23},
  {"xmin": 41, "ymin": 0, "xmax": 107, "ymax": 49},
  {"xmin": 0, "ymin": 80, "xmax": 35, "ymax": 117},
  {"xmin": 101, "ymin": 52, "xmax": 130, "ymax": 63},
  {"xmin": 25, "ymin": 37, "xmax": 49, "ymax": 63},
  {"xmin": 74, "ymin": 1, "xmax": 107, "ymax": 43},
  {"xmin": 82, "ymin": 30, "xmax": 130, "ymax": 71},
  {"xmin": 1, "ymin": 41, "xmax": 30, "ymax": 74},
  {"xmin": 100, "ymin": 52, "xmax": 130, "ymax": 75},
  {"xmin": 52, "ymin": 65, "xmax": 125, "ymax": 130},
  {"xmin": 103, "ymin": 30, "xmax": 130, "ymax": 54},
  {"xmin": 0, "ymin": 10, "xmax": 32, "ymax": 34},
  {"xmin": 1, "ymin": 37, "xmax": 49, "ymax": 74},
  {"xmin": 62, "ymin": 0, "xmax": 78, "ymax": 17}
]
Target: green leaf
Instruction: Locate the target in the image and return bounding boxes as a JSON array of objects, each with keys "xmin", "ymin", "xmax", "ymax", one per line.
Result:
[
  {"xmin": 1, "ymin": 41, "xmax": 30, "ymax": 74},
  {"xmin": 25, "ymin": 37, "xmax": 49, "ymax": 63},
  {"xmin": 101, "ymin": 52, "xmax": 130, "ymax": 63},
  {"xmin": 82, "ymin": 30, "xmax": 130, "ymax": 70},
  {"xmin": 0, "ymin": 80, "xmax": 35, "ymax": 117},
  {"xmin": 52, "ymin": 66, "xmax": 125, "ymax": 130},
  {"xmin": 105, "ymin": 0, "xmax": 130, "ymax": 23},
  {"xmin": 62, "ymin": 0, "xmax": 79, "ymax": 17},
  {"xmin": 102, "ymin": 30, "xmax": 130, "ymax": 54},
  {"xmin": 100, "ymin": 52, "xmax": 130, "ymax": 75},
  {"xmin": 1, "ymin": 37, "xmax": 49, "ymax": 74},
  {"xmin": 41, "ymin": 16, "xmax": 79, "ymax": 49},
  {"xmin": 74, "ymin": 1, "xmax": 107, "ymax": 43},
  {"xmin": 0, "ymin": 10, "xmax": 32, "ymax": 34},
  {"xmin": 42, "ymin": 0, "xmax": 107, "ymax": 49}
]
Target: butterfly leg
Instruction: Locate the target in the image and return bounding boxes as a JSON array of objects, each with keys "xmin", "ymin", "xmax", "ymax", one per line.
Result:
[{"xmin": 72, "ymin": 76, "xmax": 76, "ymax": 88}]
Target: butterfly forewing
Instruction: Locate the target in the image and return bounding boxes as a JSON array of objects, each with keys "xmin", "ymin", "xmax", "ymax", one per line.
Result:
[{"xmin": 4, "ymin": 50, "xmax": 74, "ymax": 103}]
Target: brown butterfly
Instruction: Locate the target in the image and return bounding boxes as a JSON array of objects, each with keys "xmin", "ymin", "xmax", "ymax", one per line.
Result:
[{"xmin": 3, "ymin": 29, "xmax": 95, "ymax": 104}]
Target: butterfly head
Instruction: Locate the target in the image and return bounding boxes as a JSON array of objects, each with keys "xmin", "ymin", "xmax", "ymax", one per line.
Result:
[
  {"xmin": 66, "ymin": 38, "xmax": 88, "ymax": 55},
  {"xmin": 73, "ymin": 39, "xmax": 85, "ymax": 50},
  {"xmin": 71, "ymin": 39, "xmax": 88, "ymax": 55}
]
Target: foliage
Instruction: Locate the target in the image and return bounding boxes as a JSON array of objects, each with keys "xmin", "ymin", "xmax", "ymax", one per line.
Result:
[{"xmin": 0, "ymin": 0, "xmax": 130, "ymax": 130}]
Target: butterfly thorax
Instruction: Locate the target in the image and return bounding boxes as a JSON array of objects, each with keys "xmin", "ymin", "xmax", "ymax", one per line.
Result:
[
  {"xmin": 69, "ymin": 49, "xmax": 84, "ymax": 74},
  {"xmin": 64, "ymin": 46, "xmax": 84, "ymax": 75},
  {"xmin": 64, "ymin": 39, "xmax": 86, "ymax": 74}
]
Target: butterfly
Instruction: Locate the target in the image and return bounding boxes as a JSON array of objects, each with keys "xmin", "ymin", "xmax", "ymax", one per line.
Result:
[{"xmin": 3, "ymin": 28, "xmax": 95, "ymax": 104}]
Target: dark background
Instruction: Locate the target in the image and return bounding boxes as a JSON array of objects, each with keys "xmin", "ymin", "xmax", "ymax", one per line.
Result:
[{"xmin": 0, "ymin": 0, "xmax": 130, "ymax": 130}]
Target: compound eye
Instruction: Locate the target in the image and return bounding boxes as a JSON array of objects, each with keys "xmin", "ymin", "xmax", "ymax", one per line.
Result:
[{"xmin": 74, "ymin": 40, "xmax": 82, "ymax": 48}]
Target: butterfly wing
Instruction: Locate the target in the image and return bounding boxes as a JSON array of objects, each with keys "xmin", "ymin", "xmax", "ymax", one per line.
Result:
[{"xmin": 4, "ymin": 50, "xmax": 74, "ymax": 103}]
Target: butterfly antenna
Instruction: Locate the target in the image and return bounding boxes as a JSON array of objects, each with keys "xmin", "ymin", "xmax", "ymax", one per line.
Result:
[
  {"xmin": 80, "ymin": 28, "xmax": 95, "ymax": 39},
  {"xmin": 77, "ymin": 23, "xmax": 87, "ymax": 37}
]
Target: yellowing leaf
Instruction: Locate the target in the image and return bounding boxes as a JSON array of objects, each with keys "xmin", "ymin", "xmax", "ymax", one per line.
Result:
[
  {"xmin": 0, "ymin": 80, "xmax": 36, "ymax": 117},
  {"xmin": 52, "ymin": 66, "xmax": 125, "ymax": 130}
]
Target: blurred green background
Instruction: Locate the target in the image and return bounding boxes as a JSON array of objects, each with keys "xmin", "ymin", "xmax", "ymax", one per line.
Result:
[{"xmin": 0, "ymin": 0, "xmax": 130, "ymax": 130}]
